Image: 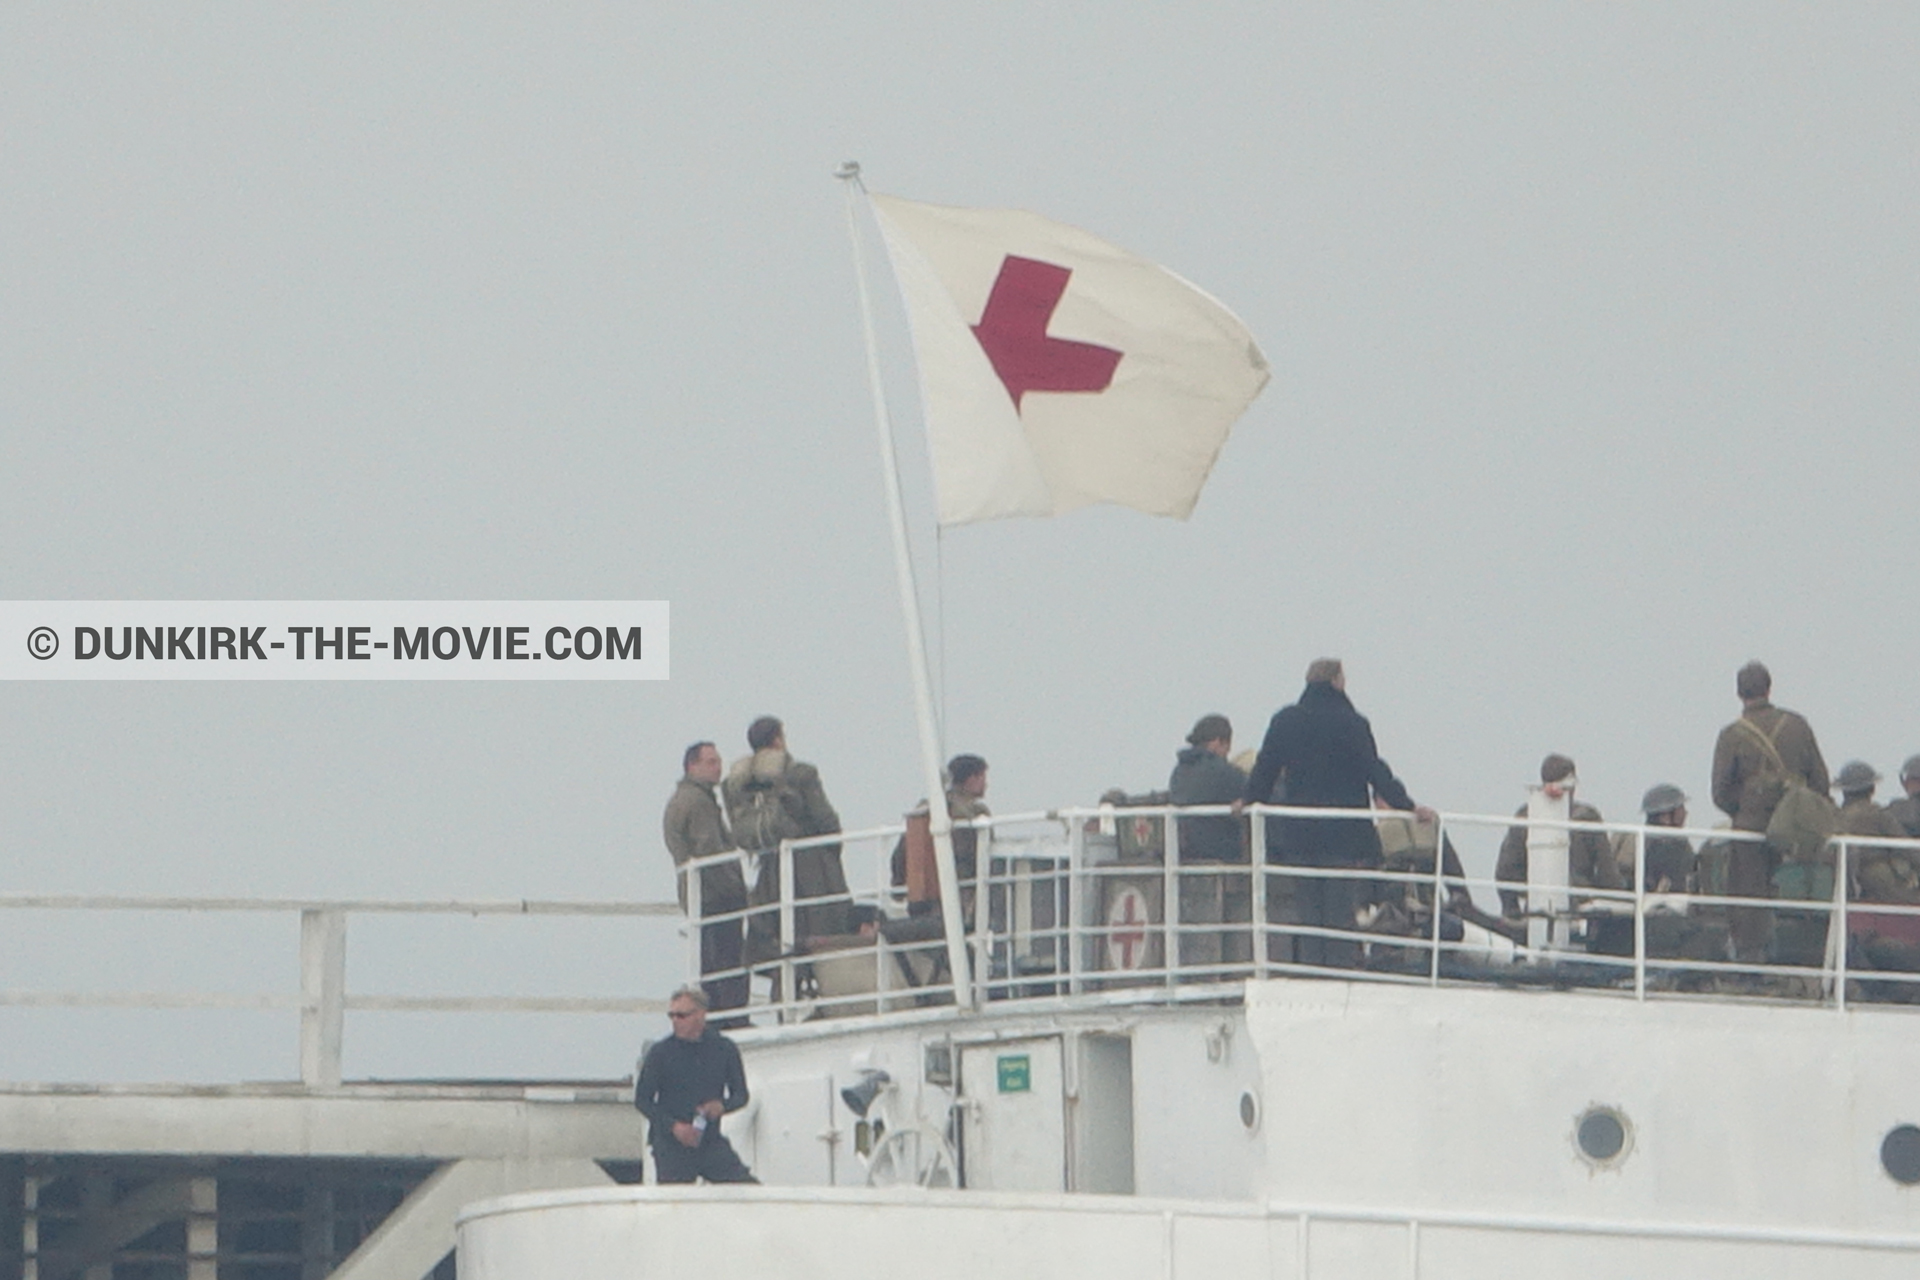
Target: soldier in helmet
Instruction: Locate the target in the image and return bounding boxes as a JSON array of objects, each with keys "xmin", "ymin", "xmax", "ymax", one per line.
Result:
[
  {"xmin": 1635, "ymin": 784, "xmax": 1696, "ymax": 895},
  {"xmin": 1887, "ymin": 755, "xmax": 1920, "ymax": 840},
  {"xmin": 1835, "ymin": 761, "xmax": 1920, "ymax": 905},
  {"xmin": 1608, "ymin": 784, "xmax": 1720, "ymax": 979}
]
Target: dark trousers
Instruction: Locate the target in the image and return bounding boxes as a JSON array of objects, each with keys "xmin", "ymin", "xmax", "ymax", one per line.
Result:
[
  {"xmin": 1270, "ymin": 816, "xmax": 1381, "ymax": 969},
  {"xmin": 652, "ymin": 1134, "xmax": 758, "ymax": 1184},
  {"xmin": 1727, "ymin": 840, "xmax": 1777, "ymax": 965},
  {"xmin": 699, "ymin": 912, "xmax": 748, "ymax": 1023},
  {"xmin": 1289, "ymin": 867, "xmax": 1366, "ymax": 969}
]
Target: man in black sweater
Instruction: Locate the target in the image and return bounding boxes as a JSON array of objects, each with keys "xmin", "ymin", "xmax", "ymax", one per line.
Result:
[
  {"xmin": 1170, "ymin": 715, "xmax": 1251, "ymax": 969},
  {"xmin": 1237, "ymin": 659, "xmax": 1433, "ymax": 969},
  {"xmin": 634, "ymin": 986, "xmax": 757, "ymax": 1184}
]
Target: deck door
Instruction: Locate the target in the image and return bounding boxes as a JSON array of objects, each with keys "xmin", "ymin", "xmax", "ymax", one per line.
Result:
[{"xmin": 959, "ymin": 1037, "xmax": 1065, "ymax": 1191}]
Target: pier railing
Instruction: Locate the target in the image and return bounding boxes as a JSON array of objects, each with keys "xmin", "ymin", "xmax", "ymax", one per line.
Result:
[{"xmin": 0, "ymin": 894, "xmax": 679, "ymax": 1086}]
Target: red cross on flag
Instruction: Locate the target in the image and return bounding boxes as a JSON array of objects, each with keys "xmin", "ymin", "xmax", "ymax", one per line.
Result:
[{"xmin": 869, "ymin": 193, "xmax": 1270, "ymax": 526}]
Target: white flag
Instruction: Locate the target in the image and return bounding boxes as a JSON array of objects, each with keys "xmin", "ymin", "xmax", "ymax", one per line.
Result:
[{"xmin": 870, "ymin": 194, "xmax": 1270, "ymax": 526}]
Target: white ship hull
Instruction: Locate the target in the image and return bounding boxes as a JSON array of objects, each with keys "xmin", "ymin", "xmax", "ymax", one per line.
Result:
[{"xmin": 459, "ymin": 977, "xmax": 1920, "ymax": 1277}]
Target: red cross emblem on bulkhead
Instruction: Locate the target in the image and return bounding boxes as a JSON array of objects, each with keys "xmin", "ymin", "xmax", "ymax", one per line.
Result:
[
  {"xmin": 971, "ymin": 255, "xmax": 1122, "ymax": 410},
  {"xmin": 1108, "ymin": 887, "xmax": 1149, "ymax": 970}
]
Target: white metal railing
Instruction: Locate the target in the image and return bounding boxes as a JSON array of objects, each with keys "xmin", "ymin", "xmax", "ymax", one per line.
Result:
[
  {"xmin": 7, "ymin": 805, "xmax": 1918, "ymax": 1085},
  {"xmin": 684, "ymin": 803, "xmax": 1920, "ymax": 1026}
]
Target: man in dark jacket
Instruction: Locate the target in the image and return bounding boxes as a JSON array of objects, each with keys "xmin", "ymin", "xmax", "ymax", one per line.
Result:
[
  {"xmin": 1709, "ymin": 662, "xmax": 1829, "ymax": 965},
  {"xmin": 1171, "ymin": 715, "xmax": 1246, "ymax": 864},
  {"xmin": 634, "ymin": 986, "xmax": 757, "ymax": 1184},
  {"xmin": 1170, "ymin": 715, "xmax": 1250, "ymax": 969},
  {"xmin": 1238, "ymin": 659, "xmax": 1433, "ymax": 969},
  {"xmin": 662, "ymin": 742, "xmax": 751, "ymax": 1023}
]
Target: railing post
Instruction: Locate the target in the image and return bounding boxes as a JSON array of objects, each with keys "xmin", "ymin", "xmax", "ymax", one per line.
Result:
[
  {"xmin": 778, "ymin": 840, "xmax": 798, "ymax": 1019},
  {"xmin": 684, "ymin": 856, "xmax": 703, "ymax": 1005},
  {"xmin": 1067, "ymin": 813, "xmax": 1086, "ymax": 995},
  {"xmin": 877, "ymin": 832, "xmax": 892, "ymax": 1010},
  {"xmin": 1252, "ymin": 806, "xmax": 1270, "ymax": 981},
  {"xmin": 1163, "ymin": 805, "xmax": 1180, "ymax": 987},
  {"xmin": 1428, "ymin": 815, "xmax": 1446, "ymax": 987},
  {"xmin": 1832, "ymin": 837, "xmax": 1850, "ymax": 1011},
  {"xmin": 1634, "ymin": 827, "xmax": 1648, "ymax": 1001},
  {"xmin": 186, "ymin": 1175, "xmax": 218, "ymax": 1280},
  {"xmin": 22, "ymin": 1175, "xmax": 39, "ymax": 1280},
  {"xmin": 299, "ymin": 908, "xmax": 347, "ymax": 1087},
  {"xmin": 970, "ymin": 819, "xmax": 990, "ymax": 1007}
]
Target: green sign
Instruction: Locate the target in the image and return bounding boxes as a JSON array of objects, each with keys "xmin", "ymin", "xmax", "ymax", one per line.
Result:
[{"xmin": 996, "ymin": 1053, "xmax": 1031, "ymax": 1093}]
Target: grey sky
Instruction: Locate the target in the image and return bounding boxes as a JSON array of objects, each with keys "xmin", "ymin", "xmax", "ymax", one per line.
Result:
[{"xmin": 3, "ymin": 6, "xmax": 1916, "ymax": 1081}]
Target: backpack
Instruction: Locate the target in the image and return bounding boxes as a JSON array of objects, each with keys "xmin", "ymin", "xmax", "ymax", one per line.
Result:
[
  {"xmin": 1737, "ymin": 717, "xmax": 1838, "ymax": 865},
  {"xmin": 732, "ymin": 777, "xmax": 805, "ymax": 852}
]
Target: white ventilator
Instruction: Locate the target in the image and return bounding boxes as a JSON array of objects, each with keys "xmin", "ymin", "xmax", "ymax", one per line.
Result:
[{"xmin": 1525, "ymin": 786, "xmax": 1573, "ymax": 953}]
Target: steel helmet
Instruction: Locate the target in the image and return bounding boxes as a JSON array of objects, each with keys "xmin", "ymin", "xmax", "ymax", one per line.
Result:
[
  {"xmin": 1640, "ymin": 784, "xmax": 1687, "ymax": 817},
  {"xmin": 1834, "ymin": 760, "xmax": 1882, "ymax": 794}
]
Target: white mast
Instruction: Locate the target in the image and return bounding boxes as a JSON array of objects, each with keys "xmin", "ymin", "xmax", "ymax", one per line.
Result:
[{"xmin": 834, "ymin": 161, "xmax": 975, "ymax": 1010}]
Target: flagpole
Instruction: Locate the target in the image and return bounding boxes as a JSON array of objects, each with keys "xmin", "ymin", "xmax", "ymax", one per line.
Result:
[{"xmin": 835, "ymin": 161, "xmax": 975, "ymax": 1011}]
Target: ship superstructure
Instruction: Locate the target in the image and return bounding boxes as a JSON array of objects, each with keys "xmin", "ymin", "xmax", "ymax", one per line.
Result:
[{"xmin": 458, "ymin": 800, "xmax": 1920, "ymax": 1279}]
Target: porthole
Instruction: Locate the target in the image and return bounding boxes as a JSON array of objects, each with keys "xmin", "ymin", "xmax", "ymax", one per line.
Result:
[
  {"xmin": 1238, "ymin": 1090, "xmax": 1261, "ymax": 1133},
  {"xmin": 1574, "ymin": 1106, "xmax": 1630, "ymax": 1166},
  {"xmin": 1881, "ymin": 1125, "xmax": 1920, "ymax": 1185}
]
